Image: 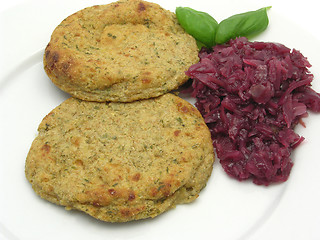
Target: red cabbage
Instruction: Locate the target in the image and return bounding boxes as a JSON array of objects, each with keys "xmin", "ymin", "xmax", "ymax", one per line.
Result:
[{"xmin": 186, "ymin": 37, "xmax": 320, "ymax": 186}]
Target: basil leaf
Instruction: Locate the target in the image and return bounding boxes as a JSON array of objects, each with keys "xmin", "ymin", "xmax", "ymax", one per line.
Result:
[
  {"xmin": 215, "ymin": 7, "xmax": 271, "ymax": 44},
  {"xmin": 176, "ymin": 7, "xmax": 218, "ymax": 47}
]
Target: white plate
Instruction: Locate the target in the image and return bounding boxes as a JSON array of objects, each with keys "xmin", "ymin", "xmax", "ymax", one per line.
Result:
[{"xmin": 0, "ymin": 1, "xmax": 320, "ymax": 240}]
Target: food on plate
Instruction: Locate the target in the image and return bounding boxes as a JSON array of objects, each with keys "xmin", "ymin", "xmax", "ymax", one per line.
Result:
[
  {"xmin": 186, "ymin": 37, "xmax": 320, "ymax": 185},
  {"xmin": 44, "ymin": 0, "xmax": 199, "ymax": 102},
  {"xmin": 176, "ymin": 6, "xmax": 270, "ymax": 47},
  {"xmin": 25, "ymin": 93, "xmax": 214, "ymax": 222}
]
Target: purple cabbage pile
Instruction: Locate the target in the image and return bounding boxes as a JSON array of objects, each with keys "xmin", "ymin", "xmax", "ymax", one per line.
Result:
[{"xmin": 186, "ymin": 37, "xmax": 320, "ymax": 185}]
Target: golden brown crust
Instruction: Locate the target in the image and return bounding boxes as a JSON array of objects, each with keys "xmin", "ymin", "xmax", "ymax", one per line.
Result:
[
  {"xmin": 25, "ymin": 94, "xmax": 214, "ymax": 222},
  {"xmin": 44, "ymin": 0, "xmax": 199, "ymax": 102}
]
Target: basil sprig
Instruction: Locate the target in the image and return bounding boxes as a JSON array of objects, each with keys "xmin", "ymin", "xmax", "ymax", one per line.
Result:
[{"xmin": 176, "ymin": 6, "xmax": 271, "ymax": 48}]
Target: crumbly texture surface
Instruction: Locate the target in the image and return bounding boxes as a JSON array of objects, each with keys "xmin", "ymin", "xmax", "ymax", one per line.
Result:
[
  {"xmin": 44, "ymin": 0, "xmax": 199, "ymax": 102},
  {"xmin": 25, "ymin": 94, "xmax": 214, "ymax": 222}
]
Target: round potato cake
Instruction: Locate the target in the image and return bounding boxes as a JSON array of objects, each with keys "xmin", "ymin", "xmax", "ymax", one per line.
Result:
[
  {"xmin": 44, "ymin": 0, "xmax": 199, "ymax": 102},
  {"xmin": 25, "ymin": 94, "xmax": 214, "ymax": 222}
]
